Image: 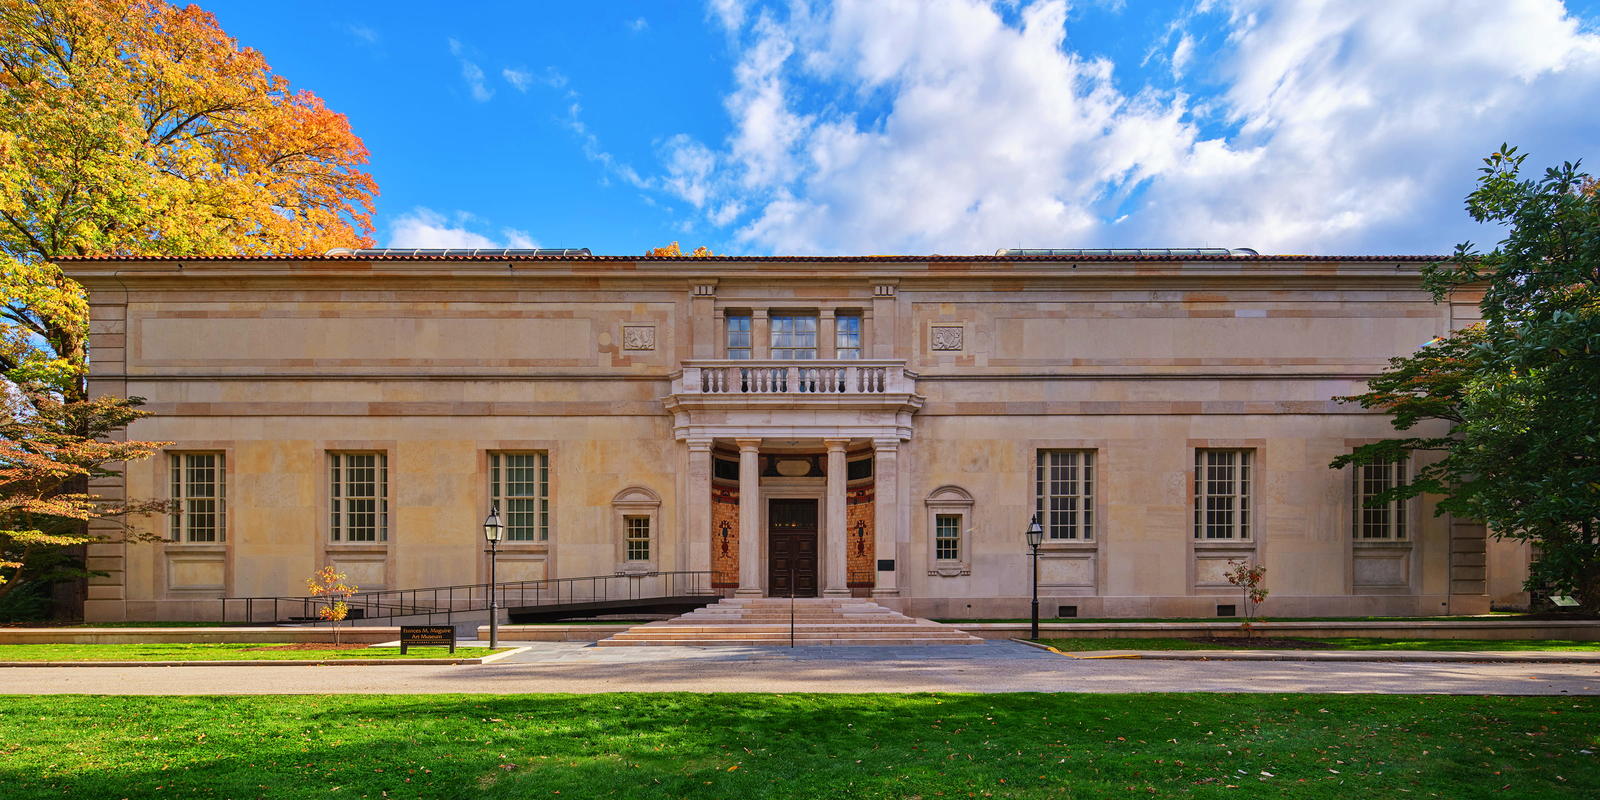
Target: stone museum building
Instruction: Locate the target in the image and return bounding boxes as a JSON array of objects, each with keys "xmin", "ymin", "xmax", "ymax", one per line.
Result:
[{"xmin": 61, "ymin": 248, "xmax": 1527, "ymax": 622}]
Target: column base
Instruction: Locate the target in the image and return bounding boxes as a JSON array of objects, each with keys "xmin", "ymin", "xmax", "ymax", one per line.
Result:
[
  {"xmin": 733, "ymin": 588, "xmax": 764, "ymax": 598},
  {"xmin": 870, "ymin": 588, "xmax": 901, "ymax": 598},
  {"xmin": 821, "ymin": 588, "xmax": 851, "ymax": 598}
]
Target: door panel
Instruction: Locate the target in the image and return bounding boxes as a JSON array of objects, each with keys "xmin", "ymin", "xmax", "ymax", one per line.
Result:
[{"xmin": 768, "ymin": 498, "xmax": 819, "ymax": 597}]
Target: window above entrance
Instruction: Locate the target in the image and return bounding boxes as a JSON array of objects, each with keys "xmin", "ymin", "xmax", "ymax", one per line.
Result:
[{"xmin": 770, "ymin": 313, "xmax": 817, "ymax": 359}]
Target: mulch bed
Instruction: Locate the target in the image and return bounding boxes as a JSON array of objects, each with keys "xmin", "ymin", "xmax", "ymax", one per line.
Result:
[
  {"xmin": 241, "ymin": 643, "xmax": 373, "ymax": 651},
  {"xmin": 1192, "ymin": 637, "xmax": 1337, "ymax": 649}
]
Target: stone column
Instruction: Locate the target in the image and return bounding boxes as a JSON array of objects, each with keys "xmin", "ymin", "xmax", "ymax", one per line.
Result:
[
  {"xmin": 735, "ymin": 438, "xmax": 763, "ymax": 596},
  {"xmin": 872, "ymin": 437, "xmax": 900, "ymax": 597},
  {"xmin": 685, "ymin": 438, "xmax": 713, "ymax": 575},
  {"xmin": 822, "ymin": 438, "xmax": 851, "ymax": 597}
]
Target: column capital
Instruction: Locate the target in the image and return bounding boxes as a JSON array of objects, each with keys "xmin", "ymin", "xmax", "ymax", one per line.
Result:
[
  {"xmin": 823, "ymin": 437, "xmax": 851, "ymax": 452},
  {"xmin": 871, "ymin": 437, "xmax": 901, "ymax": 452},
  {"xmin": 735, "ymin": 438, "xmax": 763, "ymax": 452},
  {"xmin": 751, "ymin": 308, "xmax": 769, "ymax": 319},
  {"xmin": 686, "ymin": 437, "xmax": 714, "ymax": 452}
]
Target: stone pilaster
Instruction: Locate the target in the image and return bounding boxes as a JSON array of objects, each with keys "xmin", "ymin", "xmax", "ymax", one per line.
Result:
[
  {"xmin": 872, "ymin": 437, "xmax": 900, "ymax": 597},
  {"xmin": 685, "ymin": 438, "xmax": 713, "ymax": 575},
  {"xmin": 819, "ymin": 309, "xmax": 837, "ymax": 360},
  {"xmin": 752, "ymin": 310, "xmax": 770, "ymax": 360}
]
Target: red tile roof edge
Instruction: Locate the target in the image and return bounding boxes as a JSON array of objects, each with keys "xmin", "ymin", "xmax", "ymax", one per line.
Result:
[{"xmin": 54, "ymin": 253, "xmax": 1446, "ymax": 263}]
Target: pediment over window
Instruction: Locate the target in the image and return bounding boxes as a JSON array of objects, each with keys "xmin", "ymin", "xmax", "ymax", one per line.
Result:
[
  {"xmin": 925, "ymin": 485, "xmax": 974, "ymax": 507},
  {"xmin": 612, "ymin": 486, "xmax": 662, "ymax": 510}
]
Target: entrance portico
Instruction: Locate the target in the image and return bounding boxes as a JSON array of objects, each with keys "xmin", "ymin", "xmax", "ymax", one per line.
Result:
[
  {"xmin": 699, "ymin": 436, "xmax": 893, "ymax": 598},
  {"xmin": 667, "ymin": 359, "xmax": 923, "ymax": 599}
]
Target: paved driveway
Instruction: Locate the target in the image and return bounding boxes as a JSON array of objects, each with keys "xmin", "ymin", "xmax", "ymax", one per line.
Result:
[{"xmin": 4, "ymin": 640, "xmax": 1599, "ymax": 695}]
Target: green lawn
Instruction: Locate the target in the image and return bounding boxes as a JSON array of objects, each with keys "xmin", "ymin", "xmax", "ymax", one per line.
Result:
[
  {"xmin": 1039, "ymin": 637, "xmax": 1600, "ymax": 652},
  {"xmin": 0, "ymin": 694, "xmax": 1594, "ymax": 798},
  {"xmin": 940, "ymin": 613, "xmax": 1534, "ymax": 624},
  {"xmin": 0, "ymin": 643, "xmax": 504, "ymax": 661}
]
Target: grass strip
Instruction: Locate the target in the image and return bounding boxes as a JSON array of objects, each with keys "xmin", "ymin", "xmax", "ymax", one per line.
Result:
[
  {"xmin": 0, "ymin": 693, "xmax": 1594, "ymax": 798},
  {"xmin": 0, "ymin": 643, "xmax": 503, "ymax": 661},
  {"xmin": 1039, "ymin": 637, "xmax": 1600, "ymax": 652},
  {"xmin": 940, "ymin": 613, "xmax": 1539, "ymax": 624}
]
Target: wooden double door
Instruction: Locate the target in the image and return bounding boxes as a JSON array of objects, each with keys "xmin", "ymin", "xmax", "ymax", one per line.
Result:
[{"xmin": 767, "ymin": 498, "xmax": 819, "ymax": 597}]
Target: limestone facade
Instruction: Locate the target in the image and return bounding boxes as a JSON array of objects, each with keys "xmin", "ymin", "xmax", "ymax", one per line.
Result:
[{"xmin": 61, "ymin": 252, "xmax": 1508, "ymax": 621}]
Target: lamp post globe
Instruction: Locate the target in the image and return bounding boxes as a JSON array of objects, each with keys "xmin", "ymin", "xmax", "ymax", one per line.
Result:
[
  {"xmin": 483, "ymin": 506, "xmax": 505, "ymax": 648},
  {"xmin": 1026, "ymin": 514, "xmax": 1043, "ymax": 639}
]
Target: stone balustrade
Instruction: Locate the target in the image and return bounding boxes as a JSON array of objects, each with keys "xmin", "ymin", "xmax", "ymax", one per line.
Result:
[{"xmin": 675, "ymin": 360, "xmax": 914, "ymax": 396}]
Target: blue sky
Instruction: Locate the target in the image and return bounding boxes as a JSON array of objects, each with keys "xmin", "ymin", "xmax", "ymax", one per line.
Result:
[{"xmin": 206, "ymin": 0, "xmax": 1600, "ymax": 256}]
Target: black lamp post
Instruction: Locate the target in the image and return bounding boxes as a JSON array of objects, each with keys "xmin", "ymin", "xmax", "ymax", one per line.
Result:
[
  {"xmin": 1026, "ymin": 513, "xmax": 1044, "ymax": 639},
  {"xmin": 483, "ymin": 505, "xmax": 505, "ymax": 648}
]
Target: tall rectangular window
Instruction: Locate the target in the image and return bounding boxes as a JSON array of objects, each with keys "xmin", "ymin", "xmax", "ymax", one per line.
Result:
[
  {"xmin": 330, "ymin": 452, "xmax": 387, "ymax": 542},
  {"xmin": 934, "ymin": 513, "xmax": 961, "ymax": 561},
  {"xmin": 835, "ymin": 313, "xmax": 862, "ymax": 359},
  {"xmin": 490, "ymin": 452, "xmax": 549, "ymax": 542},
  {"xmin": 770, "ymin": 313, "xmax": 817, "ymax": 359},
  {"xmin": 1036, "ymin": 450, "xmax": 1094, "ymax": 540},
  {"xmin": 1195, "ymin": 450, "xmax": 1252, "ymax": 540},
  {"xmin": 624, "ymin": 515, "xmax": 651, "ymax": 561},
  {"xmin": 169, "ymin": 452, "xmax": 225, "ymax": 542},
  {"xmin": 725, "ymin": 314, "xmax": 752, "ymax": 360},
  {"xmin": 1353, "ymin": 458, "xmax": 1408, "ymax": 540}
]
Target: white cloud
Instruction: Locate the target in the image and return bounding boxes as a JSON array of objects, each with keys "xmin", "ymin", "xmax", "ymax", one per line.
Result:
[
  {"xmin": 628, "ymin": 17, "xmax": 649, "ymax": 32},
  {"xmin": 388, "ymin": 208, "xmax": 539, "ymax": 249},
  {"xmin": 565, "ymin": 102, "xmax": 649, "ymax": 189},
  {"xmin": 448, "ymin": 38, "xmax": 494, "ymax": 102},
  {"xmin": 668, "ymin": 0, "xmax": 1600, "ymax": 255},
  {"xmin": 503, "ymin": 66, "xmax": 568, "ymax": 92},
  {"xmin": 1170, "ymin": 32, "xmax": 1193, "ymax": 79},
  {"xmin": 347, "ymin": 24, "xmax": 378, "ymax": 45}
]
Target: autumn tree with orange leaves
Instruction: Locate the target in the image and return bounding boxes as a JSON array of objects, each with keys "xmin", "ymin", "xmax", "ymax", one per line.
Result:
[
  {"xmin": 0, "ymin": 390, "xmax": 169, "ymax": 608},
  {"xmin": 0, "ymin": 0, "xmax": 378, "ymax": 400},
  {"xmin": 0, "ymin": 0, "xmax": 376, "ymax": 616},
  {"xmin": 646, "ymin": 242, "xmax": 714, "ymax": 257}
]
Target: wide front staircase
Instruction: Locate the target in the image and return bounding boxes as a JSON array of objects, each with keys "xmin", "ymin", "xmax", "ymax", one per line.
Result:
[{"xmin": 596, "ymin": 597, "xmax": 984, "ymax": 647}]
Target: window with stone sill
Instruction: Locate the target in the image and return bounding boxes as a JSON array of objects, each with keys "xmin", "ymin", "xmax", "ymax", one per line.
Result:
[
  {"xmin": 489, "ymin": 451, "xmax": 549, "ymax": 542},
  {"xmin": 1036, "ymin": 450, "xmax": 1094, "ymax": 540},
  {"xmin": 1352, "ymin": 456, "xmax": 1408, "ymax": 541},
  {"xmin": 1194, "ymin": 449, "xmax": 1251, "ymax": 540},
  {"xmin": 770, "ymin": 313, "xmax": 817, "ymax": 359},
  {"xmin": 612, "ymin": 486, "xmax": 661, "ymax": 569},
  {"xmin": 329, "ymin": 452, "xmax": 387, "ymax": 542},
  {"xmin": 835, "ymin": 313, "xmax": 862, "ymax": 359},
  {"xmin": 925, "ymin": 485, "xmax": 973, "ymax": 576},
  {"xmin": 169, "ymin": 452, "xmax": 225, "ymax": 543},
  {"xmin": 726, "ymin": 313, "xmax": 752, "ymax": 360}
]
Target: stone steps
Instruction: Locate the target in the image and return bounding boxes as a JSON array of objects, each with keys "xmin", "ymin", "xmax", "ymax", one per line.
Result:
[{"xmin": 596, "ymin": 598, "xmax": 984, "ymax": 647}]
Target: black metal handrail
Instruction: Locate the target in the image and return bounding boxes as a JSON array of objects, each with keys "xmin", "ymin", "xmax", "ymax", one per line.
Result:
[{"xmin": 220, "ymin": 570, "xmax": 715, "ymax": 625}]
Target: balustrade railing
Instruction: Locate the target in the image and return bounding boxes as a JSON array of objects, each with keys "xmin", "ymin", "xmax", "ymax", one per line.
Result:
[{"xmin": 677, "ymin": 360, "xmax": 912, "ymax": 396}]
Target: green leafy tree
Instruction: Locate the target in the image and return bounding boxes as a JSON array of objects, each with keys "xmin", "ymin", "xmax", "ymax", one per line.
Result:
[{"xmin": 1334, "ymin": 146, "xmax": 1600, "ymax": 612}]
